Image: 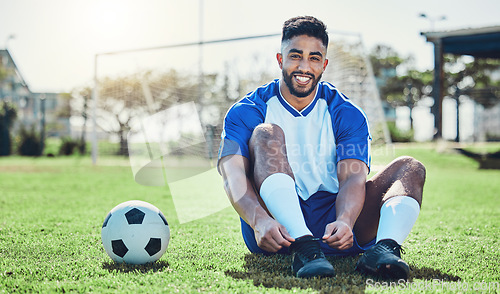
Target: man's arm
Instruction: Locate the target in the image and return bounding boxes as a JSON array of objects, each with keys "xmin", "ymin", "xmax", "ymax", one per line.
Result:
[
  {"xmin": 322, "ymin": 158, "xmax": 368, "ymax": 250},
  {"xmin": 218, "ymin": 154, "xmax": 294, "ymax": 252}
]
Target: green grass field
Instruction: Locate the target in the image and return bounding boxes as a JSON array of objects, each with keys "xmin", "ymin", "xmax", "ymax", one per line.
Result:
[{"xmin": 0, "ymin": 143, "xmax": 499, "ymax": 293}]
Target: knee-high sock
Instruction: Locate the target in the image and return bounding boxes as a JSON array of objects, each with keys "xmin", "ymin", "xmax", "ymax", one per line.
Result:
[
  {"xmin": 259, "ymin": 173, "xmax": 312, "ymax": 239},
  {"xmin": 376, "ymin": 195, "xmax": 420, "ymax": 245}
]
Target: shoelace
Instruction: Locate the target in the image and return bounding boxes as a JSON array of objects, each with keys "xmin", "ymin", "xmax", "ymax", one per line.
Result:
[
  {"xmin": 293, "ymin": 237, "xmax": 323, "ymax": 261},
  {"xmin": 373, "ymin": 241, "xmax": 405, "ymax": 256}
]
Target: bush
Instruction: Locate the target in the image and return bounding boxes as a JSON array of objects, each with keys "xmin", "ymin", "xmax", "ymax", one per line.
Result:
[
  {"xmin": 17, "ymin": 126, "xmax": 42, "ymax": 156},
  {"xmin": 77, "ymin": 140, "xmax": 87, "ymax": 155},
  {"xmin": 58, "ymin": 137, "xmax": 86, "ymax": 156},
  {"xmin": 387, "ymin": 121, "xmax": 414, "ymax": 142},
  {"xmin": 486, "ymin": 133, "xmax": 500, "ymax": 142}
]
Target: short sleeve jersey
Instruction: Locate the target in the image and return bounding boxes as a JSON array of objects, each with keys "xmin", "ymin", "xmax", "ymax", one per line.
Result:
[{"xmin": 218, "ymin": 79, "xmax": 371, "ymax": 201}]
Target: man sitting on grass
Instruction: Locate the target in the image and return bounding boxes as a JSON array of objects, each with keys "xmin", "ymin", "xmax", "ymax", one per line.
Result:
[{"xmin": 217, "ymin": 15, "xmax": 426, "ymax": 279}]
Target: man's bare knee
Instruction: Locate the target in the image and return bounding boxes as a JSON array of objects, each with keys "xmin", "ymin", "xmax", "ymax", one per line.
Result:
[
  {"xmin": 249, "ymin": 123, "xmax": 293, "ymax": 188},
  {"xmin": 249, "ymin": 123, "xmax": 286, "ymax": 155},
  {"xmin": 395, "ymin": 156, "xmax": 426, "ymax": 184},
  {"xmin": 374, "ymin": 156, "xmax": 426, "ymax": 205},
  {"xmin": 250, "ymin": 123, "xmax": 285, "ymax": 144},
  {"xmin": 389, "ymin": 156, "xmax": 426, "ymax": 205}
]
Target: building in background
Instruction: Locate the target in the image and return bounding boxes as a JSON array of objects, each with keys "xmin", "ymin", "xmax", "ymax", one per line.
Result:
[
  {"xmin": 0, "ymin": 49, "xmax": 70, "ymax": 139},
  {"xmin": 422, "ymin": 25, "xmax": 500, "ymax": 141}
]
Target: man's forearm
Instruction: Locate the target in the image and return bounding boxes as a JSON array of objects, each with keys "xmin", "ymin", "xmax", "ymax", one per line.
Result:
[
  {"xmin": 219, "ymin": 155, "xmax": 271, "ymax": 229},
  {"xmin": 226, "ymin": 177, "xmax": 269, "ymax": 229},
  {"xmin": 230, "ymin": 190, "xmax": 270, "ymax": 229},
  {"xmin": 335, "ymin": 173, "xmax": 366, "ymax": 229}
]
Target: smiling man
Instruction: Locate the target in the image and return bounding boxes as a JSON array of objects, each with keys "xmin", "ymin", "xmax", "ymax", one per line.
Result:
[{"xmin": 218, "ymin": 16, "xmax": 426, "ymax": 279}]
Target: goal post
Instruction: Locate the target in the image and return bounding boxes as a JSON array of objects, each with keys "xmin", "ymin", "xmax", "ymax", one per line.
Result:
[{"xmin": 89, "ymin": 32, "xmax": 391, "ymax": 223}]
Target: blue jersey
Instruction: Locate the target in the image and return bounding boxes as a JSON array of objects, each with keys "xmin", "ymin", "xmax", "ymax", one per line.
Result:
[{"xmin": 218, "ymin": 79, "xmax": 371, "ymax": 201}]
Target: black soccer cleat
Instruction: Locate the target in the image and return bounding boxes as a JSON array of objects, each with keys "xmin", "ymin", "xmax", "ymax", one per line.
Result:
[
  {"xmin": 355, "ymin": 239, "xmax": 410, "ymax": 279},
  {"xmin": 289, "ymin": 235, "xmax": 335, "ymax": 278}
]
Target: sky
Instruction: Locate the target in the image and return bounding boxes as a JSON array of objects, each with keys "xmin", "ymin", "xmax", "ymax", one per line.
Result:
[{"xmin": 1, "ymin": 0, "xmax": 499, "ymax": 93}]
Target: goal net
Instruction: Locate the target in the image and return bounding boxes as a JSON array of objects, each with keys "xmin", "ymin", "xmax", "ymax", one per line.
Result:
[{"xmin": 91, "ymin": 32, "xmax": 390, "ymax": 223}]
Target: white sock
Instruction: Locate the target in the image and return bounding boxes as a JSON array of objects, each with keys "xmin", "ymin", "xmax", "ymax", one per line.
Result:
[
  {"xmin": 376, "ymin": 196, "xmax": 420, "ymax": 245},
  {"xmin": 259, "ymin": 173, "xmax": 312, "ymax": 239}
]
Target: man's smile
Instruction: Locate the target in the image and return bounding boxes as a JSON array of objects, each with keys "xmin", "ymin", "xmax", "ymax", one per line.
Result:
[{"xmin": 293, "ymin": 72, "xmax": 315, "ymax": 86}]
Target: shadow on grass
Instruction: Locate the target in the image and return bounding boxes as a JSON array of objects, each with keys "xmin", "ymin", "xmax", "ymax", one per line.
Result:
[
  {"xmin": 102, "ymin": 260, "xmax": 171, "ymax": 273},
  {"xmin": 408, "ymin": 265, "xmax": 460, "ymax": 281},
  {"xmin": 225, "ymin": 254, "xmax": 460, "ymax": 293}
]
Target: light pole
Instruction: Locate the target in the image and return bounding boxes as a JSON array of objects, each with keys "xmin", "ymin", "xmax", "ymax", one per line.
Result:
[
  {"xmin": 454, "ymin": 86, "xmax": 461, "ymax": 143},
  {"xmin": 420, "ymin": 13, "xmax": 446, "ymax": 139},
  {"xmin": 419, "ymin": 13, "xmax": 446, "ymax": 31},
  {"xmin": 40, "ymin": 94, "xmax": 46, "ymax": 155}
]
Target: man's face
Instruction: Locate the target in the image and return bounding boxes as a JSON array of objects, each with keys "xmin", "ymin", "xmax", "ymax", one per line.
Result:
[{"xmin": 278, "ymin": 35, "xmax": 328, "ymax": 98}]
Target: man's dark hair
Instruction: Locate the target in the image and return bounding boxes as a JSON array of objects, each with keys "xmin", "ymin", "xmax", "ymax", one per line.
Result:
[{"xmin": 281, "ymin": 16, "xmax": 329, "ymax": 48}]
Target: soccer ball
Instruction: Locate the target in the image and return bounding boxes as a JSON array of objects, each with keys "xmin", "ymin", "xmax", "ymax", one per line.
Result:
[{"xmin": 101, "ymin": 200, "xmax": 170, "ymax": 264}]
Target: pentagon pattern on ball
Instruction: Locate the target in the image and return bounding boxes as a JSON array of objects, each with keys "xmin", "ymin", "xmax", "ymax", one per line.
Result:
[
  {"xmin": 145, "ymin": 238, "xmax": 162, "ymax": 256},
  {"xmin": 111, "ymin": 239, "xmax": 128, "ymax": 257},
  {"xmin": 125, "ymin": 208, "xmax": 145, "ymax": 224},
  {"xmin": 102, "ymin": 213, "xmax": 112, "ymax": 228},
  {"xmin": 158, "ymin": 212, "xmax": 168, "ymax": 225}
]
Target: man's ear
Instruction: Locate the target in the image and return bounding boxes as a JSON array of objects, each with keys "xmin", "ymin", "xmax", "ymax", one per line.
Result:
[
  {"xmin": 276, "ymin": 53, "xmax": 283, "ymax": 69},
  {"xmin": 323, "ymin": 58, "xmax": 329, "ymax": 71}
]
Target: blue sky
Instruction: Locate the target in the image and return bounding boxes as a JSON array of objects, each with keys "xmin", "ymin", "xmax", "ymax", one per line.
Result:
[{"xmin": 1, "ymin": 0, "xmax": 499, "ymax": 92}]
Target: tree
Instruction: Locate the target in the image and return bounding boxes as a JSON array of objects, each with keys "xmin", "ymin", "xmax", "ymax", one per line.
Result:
[
  {"xmin": 369, "ymin": 44, "xmax": 432, "ymax": 108},
  {"xmin": 73, "ymin": 70, "xmax": 202, "ymax": 156},
  {"xmin": 71, "ymin": 87, "xmax": 91, "ymax": 154},
  {"xmin": 0, "ymin": 101, "xmax": 17, "ymax": 156},
  {"xmin": 55, "ymin": 93, "xmax": 72, "ymax": 118},
  {"xmin": 0, "ymin": 60, "xmax": 17, "ymax": 156},
  {"xmin": 74, "ymin": 53, "xmax": 278, "ymax": 157},
  {"xmin": 444, "ymin": 55, "xmax": 500, "ymax": 88},
  {"xmin": 0, "ymin": 63, "xmax": 7, "ymax": 82},
  {"xmin": 444, "ymin": 55, "xmax": 500, "ymax": 106},
  {"xmin": 96, "ymin": 75, "xmax": 148, "ymax": 155},
  {"xmin": 369, "ymin": 44, "xmax": 406, "ymax": 80},
  {"xmin": 369, "ymin": 44, "xmax": 435, "ymax": 142}
]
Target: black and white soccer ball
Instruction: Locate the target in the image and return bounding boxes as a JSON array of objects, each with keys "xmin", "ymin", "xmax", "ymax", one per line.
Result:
[{"xmin": 101, "ymin": 200, "xmax": 170, "ymax": 264}]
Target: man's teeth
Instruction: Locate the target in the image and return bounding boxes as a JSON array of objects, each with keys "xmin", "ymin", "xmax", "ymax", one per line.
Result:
[{"xmin": 296, "ymin": 76, "xmax": 310, "ymax": 82}]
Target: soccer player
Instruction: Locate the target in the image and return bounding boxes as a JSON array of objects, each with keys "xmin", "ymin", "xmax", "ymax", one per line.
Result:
[{"xmin": 217, "ymin": 16, "xmax": 425, "ymax": 279}]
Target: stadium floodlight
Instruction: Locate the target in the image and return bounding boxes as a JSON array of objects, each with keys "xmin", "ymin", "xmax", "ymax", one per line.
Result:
[
  {"xmin": 4, "ymin": 34, "xmax": 15, "ymax": 48},
  {"xmin": 419, "ymin": 13, "xmax": 447, "ymax": 31}
]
